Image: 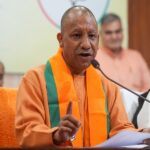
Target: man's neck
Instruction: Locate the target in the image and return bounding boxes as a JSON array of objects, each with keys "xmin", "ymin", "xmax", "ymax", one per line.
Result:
[
  {"xmin": 69, "ymin": 66, "xmax": 86, "ymax": 76},
  {"xmin": 111, "ymin": 47, "xmax": 122, "ymax": 54}
]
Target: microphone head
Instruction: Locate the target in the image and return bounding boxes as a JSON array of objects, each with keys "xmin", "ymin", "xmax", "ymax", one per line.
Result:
[{"xmin": 91, "ymin": 59, "xmax": 100, "ymax": 69}]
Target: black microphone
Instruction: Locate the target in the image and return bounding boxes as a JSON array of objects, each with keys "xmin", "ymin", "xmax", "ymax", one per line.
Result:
[{"xmin": 91, "ymin": 59, "xmax": 150, "ymax": 103}]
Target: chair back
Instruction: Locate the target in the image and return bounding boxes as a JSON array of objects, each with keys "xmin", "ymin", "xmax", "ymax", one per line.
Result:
[{"xmin": 0, "ymin": 87, "xmax": 19, "ymax": 147}]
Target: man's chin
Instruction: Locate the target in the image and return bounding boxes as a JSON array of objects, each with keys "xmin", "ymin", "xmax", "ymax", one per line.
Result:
[
  {"xmin": 81, "ymin": 62, "xmax": 91, "ymax": 69},
  {"xmin": 109, "ymin": 46, "xmax": 122, "ymax": 52},
  {"xmin": 73, "ymin": 63, "xmax": 90, "ymax": 74}
]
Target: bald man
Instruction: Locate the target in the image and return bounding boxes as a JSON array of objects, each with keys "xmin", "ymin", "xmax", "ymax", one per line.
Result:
[{"xmin": 15, "ymin": 6, "xmax": 150, "ymax": 148}]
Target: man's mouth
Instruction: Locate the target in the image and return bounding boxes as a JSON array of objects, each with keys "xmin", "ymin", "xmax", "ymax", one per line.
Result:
[{"xmin": 79, "ymin": 52, "xmax": 92, "ymax": 57}]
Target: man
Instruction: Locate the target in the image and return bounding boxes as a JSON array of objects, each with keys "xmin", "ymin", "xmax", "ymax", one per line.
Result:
[
  {"xmin": 96, "ymin": 13, "xmax": 150, "ymax": 92},
  {"xmin": 15, "ymin": 6, "xmax": 150, "ymax": 148},
  {"xmin": 0, "ymin": 61, "xmax": 5, "ymax": 87}
]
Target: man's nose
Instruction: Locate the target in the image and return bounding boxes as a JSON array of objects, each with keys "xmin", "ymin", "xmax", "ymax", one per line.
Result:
[
  {"xmin": 111, "ymin": 32, "xmax": 118, "ymax": 39},
  {"xmin": 81, "ymin": 36, "xmax": 91, "ymax": 50}
]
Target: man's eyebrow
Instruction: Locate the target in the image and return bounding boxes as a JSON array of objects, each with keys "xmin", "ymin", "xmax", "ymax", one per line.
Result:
[
  {"xmin": 104, "ymin": 29, "xmax": 122, "ymax": 33},
  {"xmin": 70, "ymin": 29, "xmax": 82, "ymax": 33}
]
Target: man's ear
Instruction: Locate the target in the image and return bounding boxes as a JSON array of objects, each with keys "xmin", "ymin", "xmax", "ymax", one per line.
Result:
[{"xmin": 57, "ymin": 33, "xmax": 63, "ymax": 48}]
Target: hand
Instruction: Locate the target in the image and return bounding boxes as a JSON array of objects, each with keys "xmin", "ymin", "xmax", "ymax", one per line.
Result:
[
  {"xmin": 142, "ymin": 128, "xmax": 150, "ymax": 133},
  {"xmin": 143, "ymin": 138, "xmax": 150, "ymax": 145},
  {"xmin": 53, "ymin": 101, "xmax": 81, "ymax": 145},
  {"xmin": 142, "ymin": 128, "xmax": 150, "ymax": 145}
]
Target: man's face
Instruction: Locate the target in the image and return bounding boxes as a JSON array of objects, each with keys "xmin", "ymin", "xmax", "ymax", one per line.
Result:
[
  {"xmin": 101, "ymin": 20, "xmax": 123, "ymax": 52},
  {"xmin": 57, "ymin": 12, "xmax": 99, "ymax": 74},
  {"xmin": 0, "ymin": 64, "xmax": 4, "ymax": 87}
]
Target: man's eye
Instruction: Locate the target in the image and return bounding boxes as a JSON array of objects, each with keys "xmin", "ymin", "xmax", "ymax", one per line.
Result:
[
  {"xmin": 89, "ymin": 34, "xmax": 96, "ymax": 40},
  {"xmin": 105, "ymin": 31, "xmax": 112, "ymax": 35},
  {"xmin": 72, "ymin": 33, "xmax": 81, "ymax": 39},
  {"xmin": 116, "ymin": 29, "xmax": 122, "ymax": 34}
]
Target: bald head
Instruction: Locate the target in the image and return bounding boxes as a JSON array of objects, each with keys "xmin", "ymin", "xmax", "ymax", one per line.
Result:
[{"xmin": 61, "ymin": 6, "xmax": 97, "ymax": 33}]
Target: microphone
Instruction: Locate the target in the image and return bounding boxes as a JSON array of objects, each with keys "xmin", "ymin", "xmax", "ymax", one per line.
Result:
[{"xmin": 91, "ymin": 59, "xmax": 150, "ymax": 103}]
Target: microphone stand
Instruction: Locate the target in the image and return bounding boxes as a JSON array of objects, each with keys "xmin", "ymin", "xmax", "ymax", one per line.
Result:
[{"xmin": 91, "ymin": 59, "xmax": 150, "ymax": 103}]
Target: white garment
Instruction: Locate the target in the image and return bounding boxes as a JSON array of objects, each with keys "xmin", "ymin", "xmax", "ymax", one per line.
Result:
[
  {"xmin": 137, "ymin": 92, "xmax": 150, "ymax": 128},
  {"xmin": 120, "ymin": 89, "xmax": 140, "ymax": 122},
  {"xmin": 120, "ymin": 89, "xmax": 150, "ymax": 128}
]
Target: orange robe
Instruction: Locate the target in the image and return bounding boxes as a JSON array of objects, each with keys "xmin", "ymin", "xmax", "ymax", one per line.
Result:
[{"xmin": 15, "ymin": 64, "xmax": 137, "ymax": 147}]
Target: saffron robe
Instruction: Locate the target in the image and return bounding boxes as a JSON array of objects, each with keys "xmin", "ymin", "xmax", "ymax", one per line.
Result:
[
  {"xmin": 15, "ymin": 51, "xmax": 137, "ymax": 147},
  {"xmin": 44, "ymin": 49, "xmax": 109, "ymax": 147}
]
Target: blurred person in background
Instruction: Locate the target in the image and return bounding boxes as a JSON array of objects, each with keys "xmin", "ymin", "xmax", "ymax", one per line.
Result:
[{"xmin": 96, "ymin": 13, "xmax": 150, "ymax": 92}]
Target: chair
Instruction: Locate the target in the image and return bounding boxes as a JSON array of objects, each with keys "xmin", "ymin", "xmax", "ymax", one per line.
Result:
[{"xmin": 0, "ymin": 87, "xmax": 19, "ymax": 147}]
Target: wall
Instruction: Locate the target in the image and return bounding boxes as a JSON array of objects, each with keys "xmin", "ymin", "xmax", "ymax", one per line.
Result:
[{"xmin": 0, "ymin": 0, "xmax": 127, "ymax": 74}]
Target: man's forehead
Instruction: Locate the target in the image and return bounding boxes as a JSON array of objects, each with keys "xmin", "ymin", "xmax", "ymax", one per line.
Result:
[
  {"xmin": 64, "ymin": 13, "xmax": 97, "ymax": 29},
  {"xmin": 102, "ymin": 21, "xmax": 122, "ymax": 30},
  {"xmin": 63, "ymin": 19, "xmax": 98, "ymax": 34}
]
